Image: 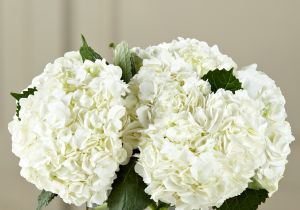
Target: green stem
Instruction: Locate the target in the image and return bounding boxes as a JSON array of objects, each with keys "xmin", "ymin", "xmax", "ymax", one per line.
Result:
[
  {"xmin": 93, "ymin": 203, "xmax": 109, "ymax": 210},
  {"xmin": 149, "ymin": 203, "xmax": 157, "ymax": 210},
  {"xmin": 148, "ymin": 201, "xmax": 170, "ymax": 210}
]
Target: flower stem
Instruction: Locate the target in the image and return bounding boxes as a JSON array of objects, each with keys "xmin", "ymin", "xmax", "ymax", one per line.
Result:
[
  {"xmin": 148, "ymin": 201, "xmax": 170, "ymax": 210},
  {"xmin": 149, "ymin": 203, "xmax": 156, "ymax": 210}
]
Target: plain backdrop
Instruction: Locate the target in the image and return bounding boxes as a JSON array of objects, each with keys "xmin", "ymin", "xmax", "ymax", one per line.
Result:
[{"xmin": 0, "ymin": 1, "xmax": 299, "ymax": 210}]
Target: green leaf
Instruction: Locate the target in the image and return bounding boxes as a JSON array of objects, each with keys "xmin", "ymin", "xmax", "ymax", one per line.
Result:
[
  {"xmin": 112, "ymin": 41, "xmax": 134, "ymax": 83},
  {"xmin": 130, "ymin": 52, "xmax": 143, "ymax": 75},
  {"xmin": 80, "ymin": 35, "xmax": 103, "ymax": 62},
  {"xmin": 213, "ymin": 189, "xmax": 269, "ymax": 210},
  {"xmin": 112, "ymin": 42, "xmax": 142, "ymax": 83},
  {"xmin": 10, "ymin": 87, "xmax": 37, "ymax": 101},
  {"xmin": 107, "ymin": 156, "xmax": 152, "ymax": 210},
  {"xmin": 202, "ymin": 69, "xmax": 242, "ymax": 93},
  {"xmin": 36, "ymin": 190, "xmax": 57, "ymax": 210},
  {"xmin": 10, "ymin": 87, "xmax": 37, "ymax": 120}
]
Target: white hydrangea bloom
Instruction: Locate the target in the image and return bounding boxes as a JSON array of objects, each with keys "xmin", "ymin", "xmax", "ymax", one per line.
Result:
[
  {"xmin": 124, "ymin": 38, "xmax": 236, "ymax": 148},
  {"xmin": 133, "ymin": 37, "xmax": 237, "ymax": 77},
  {"xmin": 237, "ymin": 64, "xmax": 294, "ymax": 194},
  {"xmin": 124, "ymin": 38, "xmax": 268, "ymax": 209},
  {"xmin": 123, "ymin": 48, "xmax": 211, "ymax": 150},
  {"xmin": 8, "ymin": 52, "xmax": 129, "ymax": 207},
  {"xmin": 135, "ymin": 89, "xmax": 267, "ymax": 210}
]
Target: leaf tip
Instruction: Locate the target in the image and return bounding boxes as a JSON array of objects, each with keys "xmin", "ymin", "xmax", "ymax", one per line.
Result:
[
  {"xmin": 10, "ymin": 92, "xmax": 18, "ymax": 100},
  {"xmin": 81, "ymin": 34, "xmax": 88, "ymax": 46},
  {"xmin": 109, "ymin": 42, "xmax": 116, "ymax": 49}
]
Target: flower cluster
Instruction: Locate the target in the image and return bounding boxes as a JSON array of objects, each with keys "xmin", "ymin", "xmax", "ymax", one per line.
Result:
[
  {"xmin": 8, "ymin": 38, "xmax": 294, "ymax": 210},
  {"xmin": 127, "ymin": 38, "xmax": 294, "ymax": 210},
  {"xmin": 8, "ymin": 52, "xmax": 129, "ymax": 206},
  {"xmin": 237, "ymin": 64, "xmax": 294, "ymax": 194}
]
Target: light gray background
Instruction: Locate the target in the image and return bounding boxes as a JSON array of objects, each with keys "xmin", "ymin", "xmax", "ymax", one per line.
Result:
[{"xmin": 0, "ymin": 1, "xmax": 299, "ymax": 210}]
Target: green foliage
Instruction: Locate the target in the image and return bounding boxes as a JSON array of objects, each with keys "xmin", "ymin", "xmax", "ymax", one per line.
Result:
[
  {"xmin": 107, "ymin": 157, "xmax": 152, "ymax": 210},
  {"xmin": 36, "ymin": 190, "xmax": 57, "ymax": 210},
  {"xmin": 149, "ymin": 201, "xmax": 170, "ymax": 210},
  {"xmin": 130, "ymin": 52, "xmax": 143, "ymax": 75},
  {"xmin": 202, "ymin": 69, "xmax": 242, "ymax": 93},
  {"xmin": 112, "ymin": 41, "xmax": 133, "ymax": 83},
  {"xmin": 10, "ymin": 87, "xmax": 37, "ymax": 120},
  {"xmin": 80, "ymin": 35, "xmax": 103, "ymax": 62},
  {"xmin": 109, "ymin": 42, "xmax": 116, "ymax": 49},
  {"xmin": 94, "ymin": 203, "xmax": 108, "ymax": 210},
  {"xmin": 112, "ymin": 42, "xmax": 142, "ymax": 83},
  {"xmin": 213, "ymin": 189, "xmax": 269, "ymax": 210}
]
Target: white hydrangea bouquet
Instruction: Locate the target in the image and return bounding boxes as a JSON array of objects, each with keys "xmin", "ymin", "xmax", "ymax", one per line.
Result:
[{"xmin": 9, "ymin": 36, "xmax": 294, "ymax": 210}]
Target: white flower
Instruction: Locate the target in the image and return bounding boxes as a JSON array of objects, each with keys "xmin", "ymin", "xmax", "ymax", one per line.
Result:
[
  {"xmin": 123, "ymin": 49, "xmax": 211, "ymax": 151},
  {"xmin": 237, "ymin": 64, "xmax": 294, "ymax": 194},
  {"xmin": 124, "ymin": 38, "xmax": 269, "ymax": 209},
  {"xmin": 124, "ymin": 38, "xmax": 237, "ymax": 150},
  {"xmin": 8, "ymin": 52, "xmax": 129, "ymax": 207},
  {"xmin": 133, "ymin": 37, "xmax": 237, "ymax": 77},
  {"xmin": 135, "ymin": 90, "xmax": 267, "ymax": 210}
]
